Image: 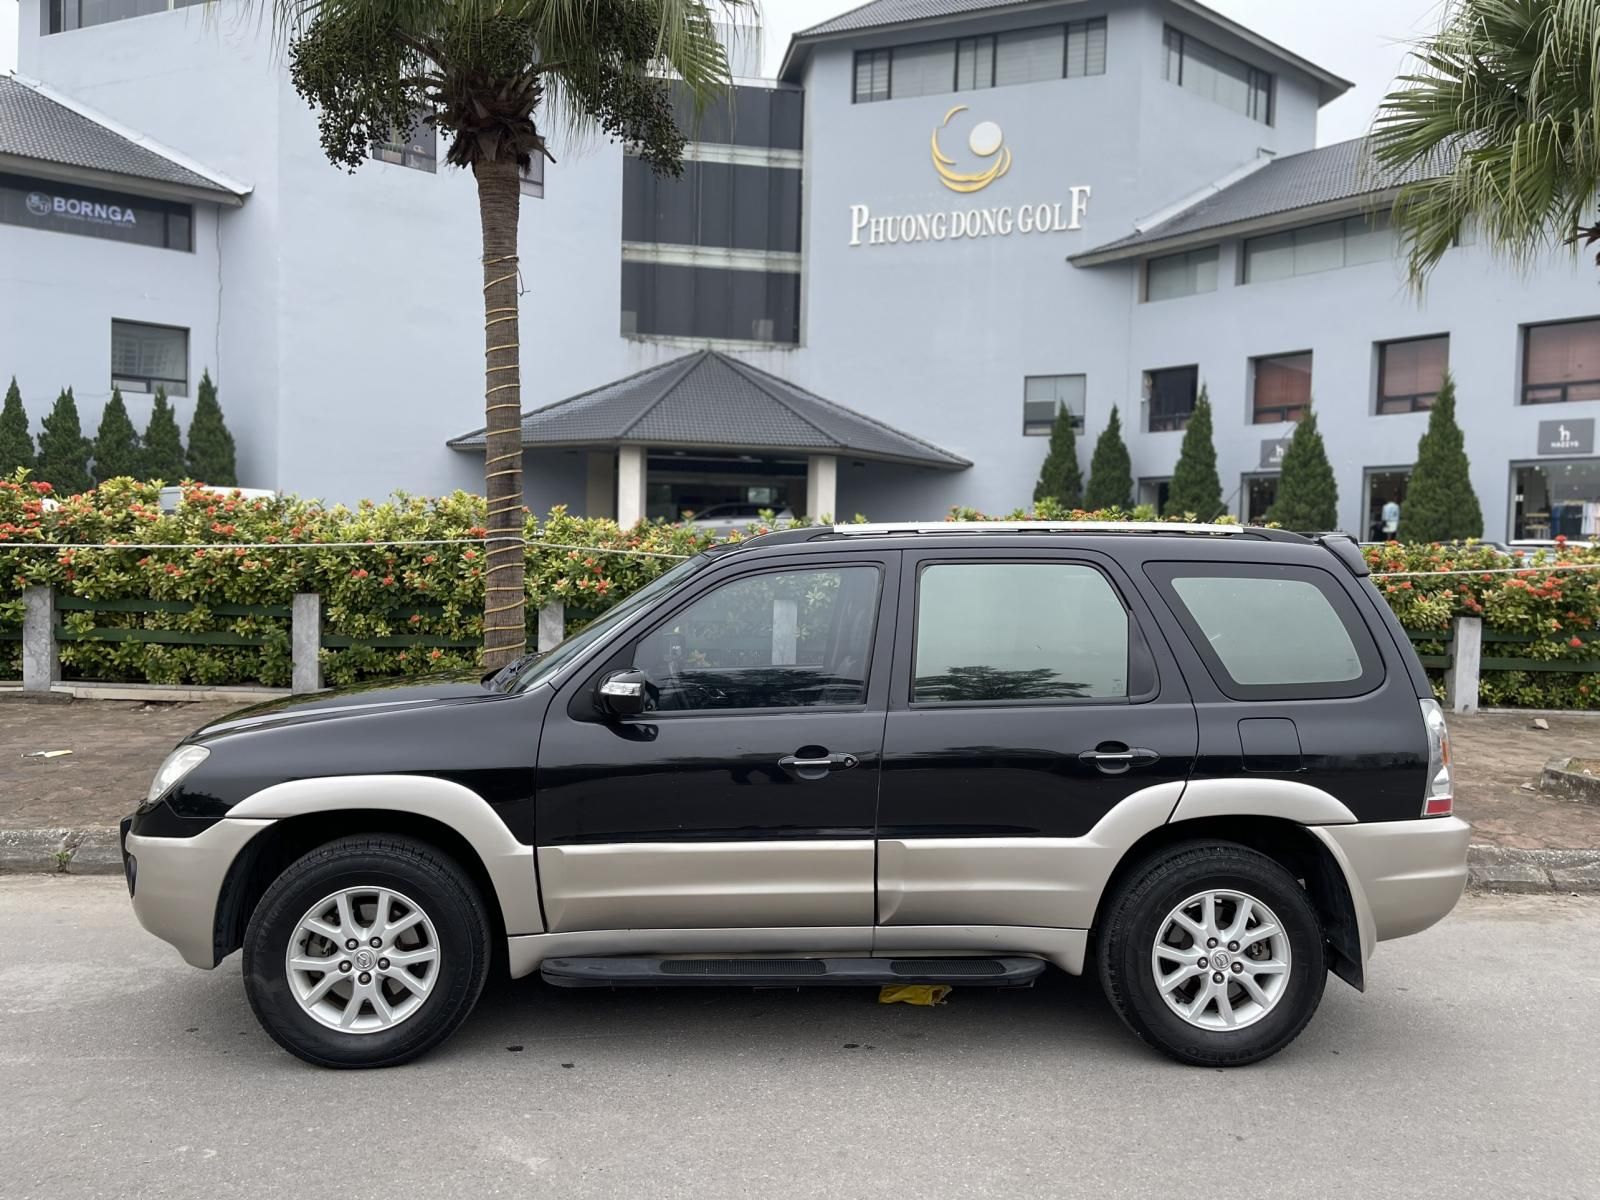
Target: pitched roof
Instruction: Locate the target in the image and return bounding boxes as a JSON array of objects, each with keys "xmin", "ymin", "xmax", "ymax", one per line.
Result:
[
  {"xmin": 449, "ymin": 350, "xmax": 971, "ymax": 469},
  {"xmin": 1072, "ymin": 136, "xmax": 1450, "ymax": 265},
  {"xmin": 781, "ymin": 0, "xmax": 1351, "ymax": 101},
  {"xmin": 0, "ymin": 74, "xmax": 248, "ymax": 202}
]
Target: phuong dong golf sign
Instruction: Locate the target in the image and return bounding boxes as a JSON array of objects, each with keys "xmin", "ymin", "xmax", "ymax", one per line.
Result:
[{"xmin": 848, "ymin": 106, "xmax": 1091, "ymax": 248}]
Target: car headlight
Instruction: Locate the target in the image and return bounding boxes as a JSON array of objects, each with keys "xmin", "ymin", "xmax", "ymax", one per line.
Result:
[{"xmin": 146, "ymin": 745, "xmax": 210, "ymax": 804}]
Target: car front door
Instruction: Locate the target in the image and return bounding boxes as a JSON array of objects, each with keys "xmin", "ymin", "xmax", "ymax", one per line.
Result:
[
  {"xmin": 875, "ymin": 549, "xmax": 1197, "ymax": 933},
  {"xmin": 535, "ymin": 552, "xmax": 897, "ymax": 936}
]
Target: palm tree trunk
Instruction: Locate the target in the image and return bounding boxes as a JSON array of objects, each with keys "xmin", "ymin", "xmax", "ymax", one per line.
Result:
[{"xmin": 473, "ymin": 155, "xmax": 526, "ymax": 670}]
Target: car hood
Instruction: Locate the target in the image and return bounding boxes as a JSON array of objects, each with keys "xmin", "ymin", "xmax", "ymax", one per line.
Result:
[{"xmin": 188, "ymin": 672, "xmax": 507, "ymax": 740}]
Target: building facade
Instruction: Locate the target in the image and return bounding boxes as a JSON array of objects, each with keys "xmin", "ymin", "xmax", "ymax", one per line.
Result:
[{"xmin": 4, "ymin": 0, "xmax": 1599, "ymax": 542}]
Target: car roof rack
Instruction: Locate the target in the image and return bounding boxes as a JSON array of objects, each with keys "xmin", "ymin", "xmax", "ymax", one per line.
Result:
[{"xmin": 827, "ymin": 520, "xmax": 1304, "ymax": 541}]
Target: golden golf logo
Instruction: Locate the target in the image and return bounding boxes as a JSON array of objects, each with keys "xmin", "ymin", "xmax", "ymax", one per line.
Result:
[{"xmin": 931, "ymin": 106, "xmax": 1011, "ymax": 193}]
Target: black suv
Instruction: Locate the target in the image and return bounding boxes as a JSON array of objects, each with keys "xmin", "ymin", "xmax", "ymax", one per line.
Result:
[{"xmin": 121, "ymin": 522, "xmax": 1469, "ymax": 1068}]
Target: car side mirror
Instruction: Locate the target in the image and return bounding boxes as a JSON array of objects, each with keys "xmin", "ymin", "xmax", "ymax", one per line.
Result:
[{"xmin": 598, "ymin": 668, "xmax": 649, "ymax": 718}]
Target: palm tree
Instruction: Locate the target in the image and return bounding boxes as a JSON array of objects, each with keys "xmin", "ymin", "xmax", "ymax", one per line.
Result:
[
  {"xmin": 270, "ymin": 0, "xmax": 740, "ymax": 668},
  {"xmin": 1368, "ymin": 0, "xmax": 1600, "ymax": 286}
]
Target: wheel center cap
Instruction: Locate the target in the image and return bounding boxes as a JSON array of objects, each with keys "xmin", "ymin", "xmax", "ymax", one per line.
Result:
[
  {"xmin": 1212, "ymin": 951, "xmax": 1230, "ymax": 971},
  {"xmin": 354, "ymin": 949, "xmax": 376, "ymax": 971}
]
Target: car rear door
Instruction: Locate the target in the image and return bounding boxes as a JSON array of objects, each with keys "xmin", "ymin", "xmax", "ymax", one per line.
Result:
[
  {"xmin": 535, "ymin": 551, "xmax": 898, "ymax": 936},
  {"xmin": 875, "ymin": 547, "xmax": 1197, "ymax": 932}
]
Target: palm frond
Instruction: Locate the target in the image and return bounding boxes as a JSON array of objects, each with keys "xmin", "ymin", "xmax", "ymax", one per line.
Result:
[{"xmin": 1368, "ymin": 0, "xmax": 1600, "ymax": 285}]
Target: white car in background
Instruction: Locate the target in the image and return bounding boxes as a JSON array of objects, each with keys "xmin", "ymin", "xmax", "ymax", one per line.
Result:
[{"xmin": 683, "ymin": 503, "xmax": 795, "ymax": 533}]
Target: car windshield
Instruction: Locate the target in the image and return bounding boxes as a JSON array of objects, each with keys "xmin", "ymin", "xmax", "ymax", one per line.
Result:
[{"xmin": 508, "ymin": 551, "xmax": 715, "ymax": 692}]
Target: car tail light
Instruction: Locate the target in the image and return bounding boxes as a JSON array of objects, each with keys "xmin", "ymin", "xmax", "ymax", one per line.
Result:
[{"xmin": 1420, "ymin": 699, "xmax": 1454, "ymax": 817}]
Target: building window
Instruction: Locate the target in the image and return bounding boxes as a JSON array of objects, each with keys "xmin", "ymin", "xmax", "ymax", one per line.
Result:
[
  {"xmin": 1252, "ymin": 352, "xmax": 1312, "ymax": 424},
  {"xmin": 1023, "ymin": 375, "xmax": 1086, "ymax": 436},
  {"xmin": 1139, "ymin": 478, "xmax": 1172, "ymax": 513},
  {"xmin": 851, "ymin": 19, "xmax": 1105, "ymax": 103},
  {"xmin": 1242, "ymin": 473, "xmax": 1277, "ymax": 524},
  {"xmin": 1244, "ymin": 215, "xmax": 1394, "ymax": 282},
  {"xmin": 1, "ymin": 172, "xmax": 193, "ymax": 251},
  {"xmin": 46, "ymin": 0, "xmax": 204, "ymax": 34},
  {"xmin": 621, "ymin": 262, "xmax": 800, "ymax": 345},
  {"xmin": 853, "ymin": 49, "xmax": 892, "ymax": 103},
  {"xmin": 371, "ymin": 118, "xmax": 436, "ymax": 173},
  {"xmin": 520, "ymin": 156, "xmax": 545, "ymax": 199},
  {"xmin": 1512, "ymin": 460, "xmax": 1600, "ymax": 540},
  {"xmin": 1522, "ymin": 318, "xmax": 1600, "ymax": 405},
  {"xmin": 623, "ymin": 158, "xmax": 801, "ymax": 253},
  {"xmin": 1376, "ymin": 335, "xmax": 1448, "ymax": 414},
  {"xmin": 1145, "ymin": 246, "xmax": 1219, "ymax": 301},
  {"xmin": 1163, "ymin": 27, "xmax": 1272, "ymax": 124},
  {"xmin": 672, "ymin": 84, "xmax": 804, "ymax": 150},
  {"xmin": 111, "ymin": 320, "xmax": 188, "ymax": 396},
  {"xmin": 1145, "ymin": 365, "xmax": 1199, "ymax": 432},
  {"xmin": 1365, "ymin": 468, "xmax": 1410, "ymax": 542}
]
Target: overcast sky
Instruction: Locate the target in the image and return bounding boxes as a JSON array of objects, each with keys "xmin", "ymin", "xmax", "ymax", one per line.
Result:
[{"xmin": 2, "ymin": 0, "xmax": 1444, "ymax": 146}]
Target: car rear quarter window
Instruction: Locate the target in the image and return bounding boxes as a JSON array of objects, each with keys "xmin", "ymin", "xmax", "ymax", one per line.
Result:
[
  {"xmin": 913, "ymin": 562, "xmax": 1129, "ymax": 703},
  {"xmin": 1147, "ymin": 562, "xmax": 1384, "ymax": 700}
]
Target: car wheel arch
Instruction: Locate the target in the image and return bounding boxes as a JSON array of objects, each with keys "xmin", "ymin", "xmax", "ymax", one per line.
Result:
[
  {"xmin": 1090, "ymin": 815, "xmax": 1366, "ymax": 993},
  {"xmin": 213, "ymin": 775, "xmax": 542, "ymax": 964}
]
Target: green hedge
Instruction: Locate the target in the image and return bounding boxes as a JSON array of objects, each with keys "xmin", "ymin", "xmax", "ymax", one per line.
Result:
[
  {"xmin": 1, "ymin": 475, "xmax": 722, "ymax": 686},
  {"xmin": 5, "ymin": 476, "xmax": 1599, "ymax": 707}
]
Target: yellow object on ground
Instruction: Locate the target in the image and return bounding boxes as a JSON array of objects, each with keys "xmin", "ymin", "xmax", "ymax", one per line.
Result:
[{"xmin": 877, "ymin": 984, "xmax": 952, "ymax": 1006}]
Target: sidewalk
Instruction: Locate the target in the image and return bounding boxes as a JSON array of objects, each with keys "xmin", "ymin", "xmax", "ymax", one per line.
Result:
[{"xmin": 2, "ymin": 697, "xmax": 1597, "ymax": 884}]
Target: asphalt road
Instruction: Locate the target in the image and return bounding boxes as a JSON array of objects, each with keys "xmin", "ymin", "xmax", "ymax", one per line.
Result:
[{"xmin": 1, "ymin": 879, "xmax": 1596, "ymax": 1200}]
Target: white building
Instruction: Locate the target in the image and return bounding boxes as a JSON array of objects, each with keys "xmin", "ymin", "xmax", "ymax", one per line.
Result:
[{"xmin": 4, "ymin": 0, "xmax": 1599, "ymax": 542}]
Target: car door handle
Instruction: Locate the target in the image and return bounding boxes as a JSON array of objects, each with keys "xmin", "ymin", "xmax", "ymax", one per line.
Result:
[
  {"xmin": 1078, "ymin": 746, "xmax": 1160, "ymax": 775},
  {"xmin": 779, "ymin": 752, "xmax": 859, "ymax": 775}
]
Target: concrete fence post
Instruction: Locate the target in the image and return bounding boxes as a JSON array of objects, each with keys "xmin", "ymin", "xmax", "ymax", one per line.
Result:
[
  {"xmin": 22, "ymin": 586, "xmax": 59, "ymax": 695},
  {"xmin": 537, "ymin": 600, "xmax": 566, "ymax": 652},
  {"xmin": 291, "ymin": 593, "xmax": 323, "ymax": 694},
  {"xmin": 1444, "ymin": 616, "xmax": 1482, "ymax": 715}
]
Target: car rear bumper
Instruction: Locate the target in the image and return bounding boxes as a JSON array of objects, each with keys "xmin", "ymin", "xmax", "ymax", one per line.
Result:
[
  {"xmin": 1313, "ymin": 817, "xmax": 1471, "ymax": 957},
  {"xmin": 122, "ymin": 816, "xmax": 275, "ymax": 968}
]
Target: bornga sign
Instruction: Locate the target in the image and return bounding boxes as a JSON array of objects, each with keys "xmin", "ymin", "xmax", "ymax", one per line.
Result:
[
  {"xmin": 28, "ymin": 192, "xmax": 138, "ymax": 227},
  {"xmin": 848, "ymin": 189, "xmax": 1090, "ymax": 248}
]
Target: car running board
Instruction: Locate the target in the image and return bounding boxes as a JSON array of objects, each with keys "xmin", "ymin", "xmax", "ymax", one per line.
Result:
[{"xmin": 538, "ymin": 955, "xmax": 1047, "ymax": 989}]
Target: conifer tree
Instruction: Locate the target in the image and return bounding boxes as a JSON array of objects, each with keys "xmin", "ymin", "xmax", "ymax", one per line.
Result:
[
  {"xmin": 185, "ymin": 370, "xmax": 238, "ymax": 486},
  {"xmin": 0, "ymin": 377, "xmax": 33, "ymax": 473},
  {"xmin": 1267, "ymin": 407, "xmax": 1340, "ymax": 532},
  {"xmin": 1084, "ymin": 405, "xmax": 1133, "ymax": 510},
  {"xmin": 1164, "ymin": 387, "xmax": 1223, "ymax": 519},
  {"xmin": 1032, "ymin": 404, "xmax": 1083, "ymax": 509},
  {"xmin": 36, "ymin": 388, "xmax": 92, "ymax": 494},
  {"xmin": 142, "ymin": 388, "xmax": 186, "ymax": 483},
  {"xmin": 1396, "ymin": 371, "xmax": 1482, "ymax": 542},
  {"xmin": 92, "ymin": 387, "xmax": 143, "ymax": 481}
]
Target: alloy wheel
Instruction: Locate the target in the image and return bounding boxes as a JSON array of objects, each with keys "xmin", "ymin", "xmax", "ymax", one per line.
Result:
[
  {"xmin": 285, "ymin": 886, "xmax": 441, "ymax": 1034},
  {"xmin": 1150, "ymin": 888, "xmax": 1292, "ymax": 1031}
]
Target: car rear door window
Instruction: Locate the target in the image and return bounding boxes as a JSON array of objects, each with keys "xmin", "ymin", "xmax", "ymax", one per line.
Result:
[
  {"xmin": 1149, "ymin": 563, "xmax": 1384, "ymax": 699},
  {"xmin": 632, "ymin": 566, "xmax": 880, "ymax": 711},
  {"xmin": 912, "ymin": 562, "xmax": 1129, "ymax": 703}
]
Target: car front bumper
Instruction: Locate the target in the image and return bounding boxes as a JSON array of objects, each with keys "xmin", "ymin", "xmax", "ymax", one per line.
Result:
[{"xmin": 122, "ymin": 816, "xmax": 275, "ymax": 968}]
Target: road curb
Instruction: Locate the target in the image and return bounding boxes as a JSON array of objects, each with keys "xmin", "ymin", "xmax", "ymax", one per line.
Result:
[
  {"xmin": 0, "ymin": 828, "xmax": 122, "ymax": 876},
  {"xmin": 2, "ymin": 826, "xmax": 1599, "ymax": 892},
  {"xmin": 1464, "ymin": 845, "xmax": 1600, "ymax": 894}
]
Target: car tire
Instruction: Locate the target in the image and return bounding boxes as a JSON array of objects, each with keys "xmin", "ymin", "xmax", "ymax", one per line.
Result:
[
  {"xmin": 242, "ymin": 835, "xmax": 491, "ymax": 1069},
  {"xmin": 1096, "ymin": 841, "xmax": 1326, "ymax": 1067}
]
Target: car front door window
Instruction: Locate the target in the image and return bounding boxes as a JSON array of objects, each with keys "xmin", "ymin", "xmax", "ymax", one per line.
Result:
[{"xmin": 633, "ymin": 566, "xmax": 880, "ymax": 711}]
